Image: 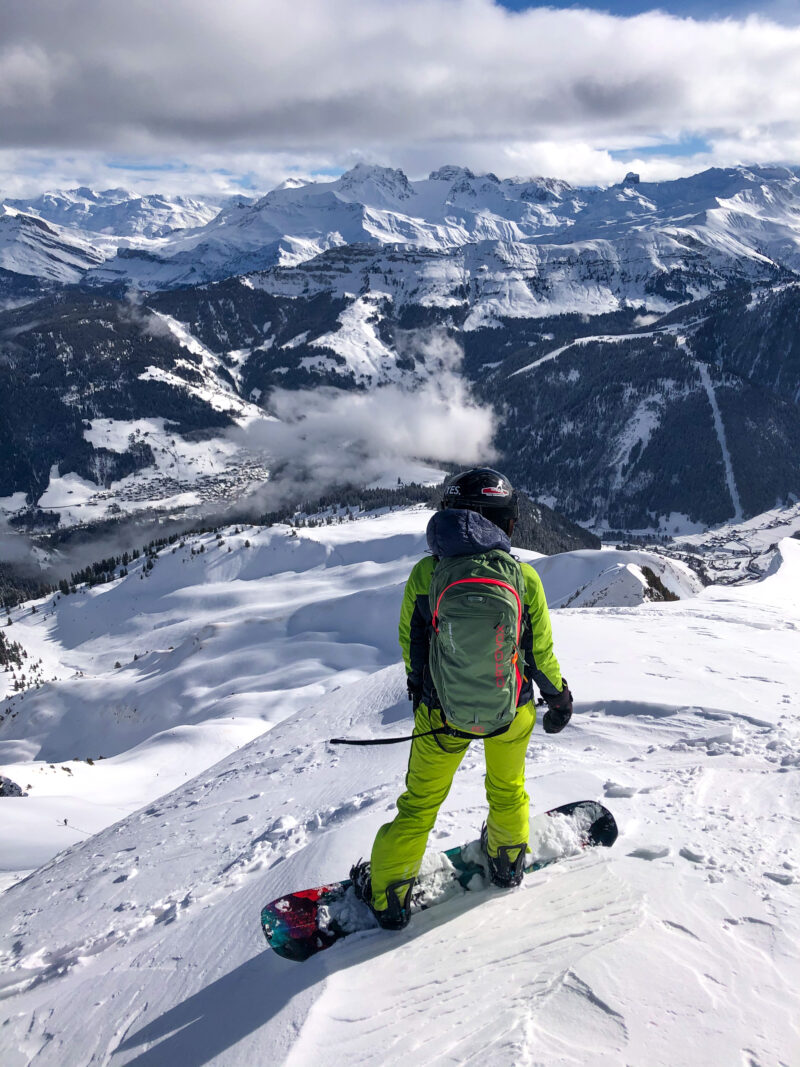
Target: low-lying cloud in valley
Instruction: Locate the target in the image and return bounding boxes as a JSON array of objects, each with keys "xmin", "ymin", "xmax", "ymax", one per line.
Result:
[{"xmin": 235, "ymin": 331, "xmax": 496, "ymax": 510}]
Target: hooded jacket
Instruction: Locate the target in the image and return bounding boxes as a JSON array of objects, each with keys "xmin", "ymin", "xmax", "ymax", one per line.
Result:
[{"xmin": 399, "ymin": 509, "xmax": 563, "ymax": 711}]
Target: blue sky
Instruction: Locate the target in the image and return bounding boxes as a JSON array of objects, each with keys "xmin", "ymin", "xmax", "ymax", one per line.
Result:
[
  {"xmin": 496, "ymin": 0, "xmax": 799, "ymax": 19},
  {"xmin": 1, "ymin": 0, "xmax": 799, "ymax": 196}
]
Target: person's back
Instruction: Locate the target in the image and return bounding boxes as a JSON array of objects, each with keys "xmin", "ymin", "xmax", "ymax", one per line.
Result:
[{"xmin": 351, "ymin": 467, "xmax": 573, "ymax": 929}]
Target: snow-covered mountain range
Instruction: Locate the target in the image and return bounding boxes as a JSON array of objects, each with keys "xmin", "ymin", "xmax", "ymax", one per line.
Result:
[
  {"xmin": 0, "ymin": 186, "xmax": 233, "ymax": 289},
  {"xmin": 0, "ymin": 508, "xmax": 797, "ymax": 1065},
  {"xmin": 2, "ymin": 164, "xmax": 800, "ymax": 535},
  {"xmin": 88, "ymin": 163, "xmax": 800, "ymax": 294},
  {"xmin": 0, "ymin": 207, "xmax": 109, "ymax": 285},
  {"xmin": 5, "ymin": 187, "xmax": 225, "ymax": 240},
  {"xmin": 5, "ymin": 164, "xmax": 800, "ymax": 299}
]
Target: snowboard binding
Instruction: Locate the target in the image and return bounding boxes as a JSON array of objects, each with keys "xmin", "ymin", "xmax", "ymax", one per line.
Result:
[
  {"xmin": 350, "ymin": 860, "xmax": 414, "ymax": 930},
  {"xmin": 481, "ymin": 823, "xmax": 527, "ymax": 888}
]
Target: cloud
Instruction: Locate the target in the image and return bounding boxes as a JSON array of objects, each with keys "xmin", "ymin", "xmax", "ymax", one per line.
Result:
[
  {"xmin": 117, "ymin": 290, "xmax": 182, "ymax": 342},
  {"xmin": 0, "ymin": 1, "xmax": 799, "ymax": 188},
  {"xmin": 0, "ymin": 149, "xmax": 310, "ymax": 200},
  {"xmin": 234, "ymin": 330, "xmax": 496, "ymax": 511},
  {"xmin": 0, "ymin": 518, "xmax": 39, "ymax": 568}
]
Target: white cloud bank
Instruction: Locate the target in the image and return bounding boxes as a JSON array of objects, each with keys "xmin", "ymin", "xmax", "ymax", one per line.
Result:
[
  {"xmin": 1, "ymin": 0, "xmax": 799, "ymax": 190},
  {"xmin": 234, "ymin": 331, "xmax": 496, "ymax": 509}
]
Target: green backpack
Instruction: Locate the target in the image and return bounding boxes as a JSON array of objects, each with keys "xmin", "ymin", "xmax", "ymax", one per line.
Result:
[{"xmin": 428, "ymin": 549, "xmax": 526, "ymax": 737}]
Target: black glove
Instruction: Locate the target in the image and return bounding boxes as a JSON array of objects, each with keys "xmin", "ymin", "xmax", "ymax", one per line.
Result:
[
  {"xmin": 407, "ymin": 677, "xmax": 423, "ymax": 711},
  {"xmin": 542, "ymin": 679, "xmax": 573, "ymax": 734}
]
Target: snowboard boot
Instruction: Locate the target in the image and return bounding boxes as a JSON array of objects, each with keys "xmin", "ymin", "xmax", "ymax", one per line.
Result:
[
  {"xmin": 480, "ymin": 823, "xmax": 527, "ymax": 888},
  {"xmin": 350, "ymin": 860, "xmax": 414, "ymax": 930}
]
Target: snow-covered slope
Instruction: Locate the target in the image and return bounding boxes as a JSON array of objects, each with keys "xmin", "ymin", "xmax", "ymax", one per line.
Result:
[
  {"xmin": 534, "ymin": 547, "xmax": 702, "ymax": 607},
  {"xmin": 0, "ymin": 512, "xmax": 691, "ymax": 874},
  {"xmin": 0, "ymin": 208, "xmax": 108, "ymax": 283},
  {"xmin": 0, "ymin": 511, "xmax": 798, "ymax": 1065},
  {"xmin": 0, "ymin": 188, "xmax": 231, "ymax": 286},
  {"xmin": 0, "ymin": 512, "xmax": 433, "ymax": 873}
]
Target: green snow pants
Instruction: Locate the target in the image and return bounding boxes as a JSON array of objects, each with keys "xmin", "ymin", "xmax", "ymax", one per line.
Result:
[{"xmin": 369, "ymin": 701, "xmax": 537, "ymax": 910}]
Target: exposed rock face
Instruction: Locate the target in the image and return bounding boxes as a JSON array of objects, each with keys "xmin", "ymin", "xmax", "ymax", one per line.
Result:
[{"xmin": 0, "ymin": 775, "xmax": 26, "ymax": 797}]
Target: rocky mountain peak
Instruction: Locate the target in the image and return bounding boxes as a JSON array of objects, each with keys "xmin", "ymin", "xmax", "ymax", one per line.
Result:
[
  {"xmin": 429, "ymin": 165, "xmax": 476, "ymax": 182},
  {"xmin": 336, "ymin": 163, "xmax": 412, "ymax": 200}
]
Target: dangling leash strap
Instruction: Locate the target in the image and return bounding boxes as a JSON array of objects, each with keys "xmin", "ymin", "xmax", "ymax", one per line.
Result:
[
  {"xmin": 329, "ymin": 718, "xmax": 512, "ymax": 746},
  {"xmin": 329, "ymin": 726, "xmax": 451, "ymax": 746}
]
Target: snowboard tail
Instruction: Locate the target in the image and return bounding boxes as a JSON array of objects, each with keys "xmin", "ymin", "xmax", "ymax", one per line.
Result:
[{"xmin": 261, "ymin": 799, "xmax": 617, "ymax": 963}]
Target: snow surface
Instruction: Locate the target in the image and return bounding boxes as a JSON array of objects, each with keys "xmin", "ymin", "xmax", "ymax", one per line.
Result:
[
  {"xmin": 0, "ymin": 510, "xmax": 798, "ymax": 1066},
  {"xmin": 309, "ymin": 293, "xmax": 402, "ymax": 383},
  {"xmin": 533, "ymin": 547, "xmax": 702, "ymax": 607}
]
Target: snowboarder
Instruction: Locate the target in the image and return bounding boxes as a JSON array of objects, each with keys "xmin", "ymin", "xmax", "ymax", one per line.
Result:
[{"xmin": 352, "ymin": 467, "xmax": 572, "ymax": 929}]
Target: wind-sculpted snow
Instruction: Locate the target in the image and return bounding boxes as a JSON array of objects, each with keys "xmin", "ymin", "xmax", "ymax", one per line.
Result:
[
  {"xmin": 0, "ymin": 514, "xmax": 798, "ymax": 1065},
  {"xmin": 0, "ymin": 513, "xmax": 432, "ymax": 871}
]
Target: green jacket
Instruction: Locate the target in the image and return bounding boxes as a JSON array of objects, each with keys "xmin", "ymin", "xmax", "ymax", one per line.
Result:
[{"xmin": 399, "ymin": 553, "xmax": 563, "ymax": 709}]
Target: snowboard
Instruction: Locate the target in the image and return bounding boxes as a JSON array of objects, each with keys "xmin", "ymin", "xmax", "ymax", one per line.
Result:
[{"xmin": 261, "ymin": 800, "xmax": 618, "ymax": 962}]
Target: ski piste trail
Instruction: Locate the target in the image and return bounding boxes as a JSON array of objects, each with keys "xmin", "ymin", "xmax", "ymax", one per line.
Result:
[
  {"xmin": 696, "ymin": 361, "xmax": 743, "ymax": 523},
  {"xmin": 0, "ymin": 509, "xmax": 798, "ymax": 1066}
]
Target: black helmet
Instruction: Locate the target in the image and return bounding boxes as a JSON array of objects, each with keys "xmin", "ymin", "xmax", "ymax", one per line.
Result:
[{"xmin": 441, "ymin": 467, "xmax": 519, "ymax": 524}]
